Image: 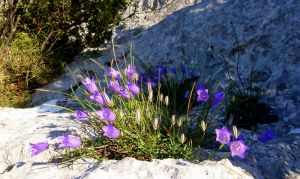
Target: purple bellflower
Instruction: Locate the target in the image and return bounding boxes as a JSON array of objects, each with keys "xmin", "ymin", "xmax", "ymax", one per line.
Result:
[
  {"xmin": 29, "ymin": 142, "xmax": 49, "ymax": 157},
  {"xmin": 97, "ymin": 108, "xmax": 116, "ymax": 122},
  {"xmin": 184, "ymin": 90, "xmax": 190, "ymax": 99},
  {"xmin": 106, "ymin": 67, "xmax": 122, "ymax": 80},
  {"xmin": 119, "ymin": 88, "xmax": 133, "ymax": 99},
  {"xmin": 73, "ymin": 110, "xmax": 89, "ymax": 120},
  {"xmin": 211, "ymin": 91, "xmax": 225, "ymax": 107},
  {"xmin": 153, "ymin": 65, "xmax": 167, "ymax": 75},
  {"xmin": 127, "ymin": 82, "xmax": 140, "ymax": 94},
  {"xmin": 180, "ymin": 65, "xmax": 187, "ymax": 73},
  {"xmin": 170, "ymin": 67, "xmax": 177, "ymax": 74},
  {"xmin": 102, "ymin": 124, "xmax": 121, "ymax": 139},
  {"xmin": 215, "ymin": 126, "xmax": 231, "ymax": 144},
  {"xmin": 58, "ymin": 135, "xmax": 81, "ymax": 149},
  {"xmin": 230, "ymin": 140, "xmax": 249, "ymax": 158},
  {"xmin": 90, "ymin": 92, "xmax": 105, "ymax": 105},
  {"xmin": 258, "ymin": 130, "xmax": 276, "ymax": 143},
  {"xmin": 110, "ymin": 80, "xmax": 122, "ymax": 94},
  {"xmin": 125, "ymin": 65, "xmax": 138, "ymax": 81},
  {"xmin": 82, "ymin": 77, "xmax": 98, "ymax": 94},
  {"xmin": 196, "ymin": 84, "xmax": 210, "ymax": 102}
]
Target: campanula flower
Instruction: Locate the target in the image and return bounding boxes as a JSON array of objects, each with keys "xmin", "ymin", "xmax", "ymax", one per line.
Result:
[
  {"xmin": 90, "ymin": 92, "xmax": 105, "ymax": 105},
  {"xmin": 29, "ymin": 142, "xmax": 49, "ymax": 157},
  {"xmin": 106, "ymin": 67, "xmax": 122, "ymax": 80},
  {"xmin": 110, "ymin": 80, "xmax": 122, "ymax": 94},
  {"xmin": 125, "ymin": 65, "xmax": 138, "ymax": 81},
  {"xmin": 102, "ymin": 124, "xmax": 120, "ymax": 139},
  {"xmin": 215, "ymin": 126, "xmax": 231, "ymax": 144},
  {"xmin": 170, "ymin": 67, "xmax": 177, "ymax": 74},
  {"xmin": 153, "ymin": 65, "xmax": 167, "ymax": 75},
  {"xmin": 188, "ymin": 71, "xmax": 196, "ymax": 78},
  {"xmin": 97, "ymin": 108, "xmax": 116, "ymax": 122},
  {"xmin": 258, "ymin": 130, "xmax": 275, "ymax": 143},
  {"xmin": 184, "ymin": 90, "xmax": 190, "ymax": 99},
  {"xmin": 196, "ymin": 85, "xmax": 210, "ymax": 102},
  {"xmin": 180, "ymin": 65, "xmax": 186, "ymax": 73},
  {"xmin": 119, "ymin": 88, "xmax": 133, "ymax": 99},
  {"xmin": 82, "ymin": 77, "xmax": 98, "ymax": 94},
  {"xmin": 127, "ymin": 82, "xmax": 140, "ymax": 94},
  {"xmin": 58, "ymin": 135, "xmax": 81, "ymax": 149},
  {"xmin": 230, "ymin": 140, "xmax": 249, "ymax": 158},
  {"xmin": 211, "ymin": 91, "xmax": 225, "ymax": 107},
  {"xmin": 73, "ymin": 110, "xmax": 89, "ymax": 120},
  {"xmin": 102, "ymin": 92, "xmax": 112, "ymax": 106}
]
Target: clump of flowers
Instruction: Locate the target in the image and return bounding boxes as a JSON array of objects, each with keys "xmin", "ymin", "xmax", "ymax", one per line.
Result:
[{"xmin": 30, "ymin": 57, "xmax": 249, "ymax": 163}]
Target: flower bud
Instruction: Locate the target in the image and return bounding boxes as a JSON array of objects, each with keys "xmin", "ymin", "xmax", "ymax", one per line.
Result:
[
  {"xmin": 159, "ymin": 94, "xmax": 164, "ymax": 102},
  {"xmin": 147, "ymin": 82, "xmax": 152, "ymax": 92},
  {"xmin": 177, "ymin": 117, "xmax": 183, "ymax": 127},
  {"xmin": 171, "ymin": 115, "xmax": 176, "ymax": 125},
  {"xmin": 233, "ymin": 125, "xmax": 238, "ymax": 139},
  {"xmin": 164, "ymin": 96, "xmax": 169, "ymax": 106},
  {"xmin": 180, "ymin": 133, "xmax": 186, "ymax": 144},
  {"xmin": 136, "ymin": 109, "xmax": 141, "ymax": 123},
  {"xmin": 148, "ymin": 90, "xmax": 153, "ymax": 102},
  {"xmin": 153, "ymin": 117, "xmax": 158, "ymax": 130},
  {"xmin": 200, "ymin": 120, "xmax": 207, "ymax": 131}
]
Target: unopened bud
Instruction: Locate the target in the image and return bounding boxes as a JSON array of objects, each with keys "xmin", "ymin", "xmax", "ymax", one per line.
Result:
[
  {"xmin": 136, "ymin": 109, "xmax": 141, "ymax": 123},
  {"xmin": 153, "ymin": 118, "xmax": 158, "ymax": 130},
  {"xmin": 147, "ymin": 82, "xmax": 152, "ymax": 92},
  {"xmin": 180, "ymin": 133, "xmax": 186, "ymax": 144},
  {"xmin": 233, "ymin": 125, "xmax": 238, "ymax": 139},
  {"xmin": 177, "ymin": 117, "xmax": 183, "ymax": 127},
  {"xmin": 159, "ymin": 94, "xmax": 164, "ymax": 102},
  {"xmin": 164, "ymin": 96, "xmax": 169, "ymax": 106},
  {"xmin": 171, "ymin": 115, "xmax": 176, "ymax": 125},
  {"xmin": 200, "ymin": 120, "xmax": 207, "ymax": 131},
  {"xmin": 148, "ymin": 90, "xmax": 153, "ymax": 102}
]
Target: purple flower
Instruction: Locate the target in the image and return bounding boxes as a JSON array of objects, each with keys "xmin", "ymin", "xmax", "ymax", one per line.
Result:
[
  {"xmin": 211, "ymin": 91, "xmax": 225, "ymax": 107},
  {"xmin": 196, "ymin": 85, "xmax": 210, "ymax": 102},
  {"xmin": 57, "ymin": 135, "xmax": 81, "ymax": 149},
  {"xmin": 29, "ymin": 142, "xmax": 49, "ymax": 157},
  {"xmin": 110, "ymin": 80, "xmax": 122, "ymax": 94},
  {"xmin": 170, "ymin": 67, "xmax": 177, "ymax": 74},
  {"xmin": 230, "ymin": 140, "xmax": 249, "ymax": 158},
  {"xmin": 188, "ymin": 71, "xmax": 196, "ymax": 78},
  {"xmin": 102, "ymin": 124, "xmax": 120, "ymax": 139},
  {"xmin": 97, "ymin": 108, "xmax": 116, "ymax": 122},
  {"xmin": 82, "ymin": 77, "xmax": 98, "ymax": 94},
  {"xmin": 215, "ymin": 127, "xmax": 231, "ymax": 144},
  {"xmin": 147, "ymin": 81, "xmax": 157, "ymax": 89},
  {"xmin": 153, "ymin": 65, "xmax": 167, "ymax": 75},
  {"xmin": 106, "ymin": 67, "xmax": 122, "ymax": 80},
  {"xmin": 258, "ymin": 130, "xmax": 276, "ymax": 143},
  {"xmin": 236, "ymin": 134, "xmax": 245, "ymax": 141},
  {"xmin": 119, "ymin": 88, "xmax": 133, "ymax": 99},
  {"xmin": 73, "ymin": 110, "xmax": 88, "ymax": 120},
  {"xmin": 125, "ymin": 65, "xmax": 138, "ymax": 81},
  {"xmin": 90, "ymin": 92, "xmax": 105, "ymax": 105},
  {"xmin": 180, "ymin": 65, "xmax": 186, "ymax": 73},
  {"xmin": 127, "ymin": 82, "xmax": 140, "ymax": 94},
  {"xmin": 184, "ymin": 90, "xmax": 190, "ymax": 99}
]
